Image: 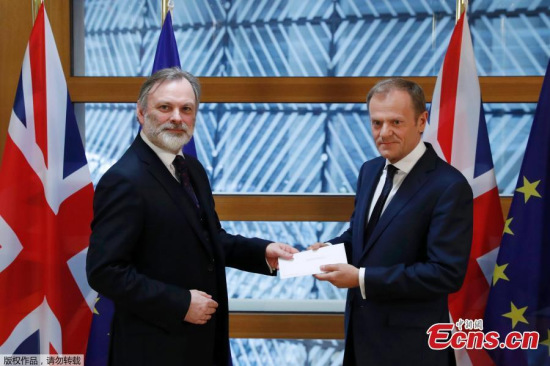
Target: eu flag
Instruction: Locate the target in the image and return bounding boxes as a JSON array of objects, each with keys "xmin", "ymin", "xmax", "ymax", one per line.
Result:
[
  {"xmin": 484, "ymin": 59, "xmax": 550, "ymax": 365},
  {"xmin": 152, "ymin": 10, "xmax": 181, "ymax": 72},
  {"xmin": 84, "ymin": 9, "xmax": 191, "ymax": 366}
]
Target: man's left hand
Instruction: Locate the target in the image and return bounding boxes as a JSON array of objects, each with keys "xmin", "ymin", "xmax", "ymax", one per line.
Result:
[
  {"xmin": 265, "ymin": 242, "xmax": 298, "ymax": 270},
  {"xmin": 314, "ymin": 264, "xmax": 359, "ymax": 288}
]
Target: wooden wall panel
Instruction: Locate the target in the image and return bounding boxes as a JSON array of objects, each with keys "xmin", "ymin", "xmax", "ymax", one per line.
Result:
[
  {"xmin": 67, "ymin": 76, "xmax": 543, "ymax": 104},
  {"xmin": 214, "ymin": 195, "xmax": 355, "ymax": 222},
  {"xmin": 229, "ymin": 313, "xmax": 345, "ymax": 339},
  {"xmin": 0, "ymin": 2, "xmax": 33, "ymax": 163},
  {"xmin": 214, "ymin": 195, "xmax": 512, "ymax": 221}
]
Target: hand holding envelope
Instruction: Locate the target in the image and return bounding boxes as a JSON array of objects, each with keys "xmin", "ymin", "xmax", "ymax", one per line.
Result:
[{"xmin": 278, "ymin": 243, "xmax": 348, "ymax": 279}]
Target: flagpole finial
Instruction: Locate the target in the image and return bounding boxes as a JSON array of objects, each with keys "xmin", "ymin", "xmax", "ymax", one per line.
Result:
[
  {"xmin": 456, "ymin": 0, "xmax": 468, "ymax": 23},
  {"xmin": 31, "ymin": 0, "xmax": 42, "ymax": 22},
  {"xmin": 161, "ymin": 0, "xmax": 174, "ymax": 25}
]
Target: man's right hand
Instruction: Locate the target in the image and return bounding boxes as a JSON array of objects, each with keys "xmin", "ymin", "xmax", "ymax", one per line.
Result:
[
  {"xmin": 307, "ymin": 242, "xmax": 329, "ymax": 251},
  {"xmin": 184, "ymin": 289, "xmax": 218, "ymax": 325}
]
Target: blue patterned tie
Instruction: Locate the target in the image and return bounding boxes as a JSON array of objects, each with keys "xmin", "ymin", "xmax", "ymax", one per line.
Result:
[
  {"xmin": 173, "ymin": 155, "xmax": 200, "ymax": 210},
  {"xmin": 364, "ymin": 164, "xmax": 398, "ymax": 243}
]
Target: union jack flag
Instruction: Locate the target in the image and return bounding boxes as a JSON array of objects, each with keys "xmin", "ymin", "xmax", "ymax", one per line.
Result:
[
  {"xmin": 424, "ymin": 10, "xmax": 503, "ymax": 366},
  {"xmin": 0, "ymin": 4, "xmax": 95, "ymax": 356}
]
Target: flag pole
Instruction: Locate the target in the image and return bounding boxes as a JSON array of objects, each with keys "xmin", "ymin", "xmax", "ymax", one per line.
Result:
[
  {"xmin": 456, "ymin": 0, "xmax": 467, "ymax": 23},
  {"xmin": 161, "ymin": 0, "xmax": 175, "ymax": 25},
  {"xmin": 31, "ymin": 0, "xmax": 42, "ymax": 22}
]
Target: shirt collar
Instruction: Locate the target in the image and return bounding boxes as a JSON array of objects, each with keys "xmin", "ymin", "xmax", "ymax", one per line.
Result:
[
  {"xmin": 386, "ymin": 140, "xmax": 426, "ymax": 174},
  {"xmin": 140, "ymin": 130, "xmax": 183, "ymax": 171}
]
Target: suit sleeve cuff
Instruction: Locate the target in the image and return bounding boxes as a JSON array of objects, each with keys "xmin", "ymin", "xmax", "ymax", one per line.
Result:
[
  {"xmin": 266, "ymin": 258, "xmax": 275, "ymax": 273},
  {"xmin": 359, "ymin": 267, "xmax": 366, "ymax": 299}
]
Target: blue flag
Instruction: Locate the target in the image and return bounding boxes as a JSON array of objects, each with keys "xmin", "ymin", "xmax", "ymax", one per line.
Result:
[
  {"xmin": 84, "ymin": 10, "xmax": 193, "ymax": 366},
  {"xmin": 152, "ymin": 10, "xmax": 181, "ymax": 73},
  {"xmin": 484, "ymin": 59, "xmax": 550, "ymax": 365},
  {"xmin": 84, "ymin": 294, "xmax": 113, "ymax": 366}
]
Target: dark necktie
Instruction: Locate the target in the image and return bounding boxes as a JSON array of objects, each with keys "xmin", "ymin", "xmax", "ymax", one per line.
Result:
[
  {"xmin": 364, "ymin": 164, "xmax": 398, "ymax": 243},
  {"xmin": 173, "ymin": 155, "xmax": 200, "ymax": 210}
]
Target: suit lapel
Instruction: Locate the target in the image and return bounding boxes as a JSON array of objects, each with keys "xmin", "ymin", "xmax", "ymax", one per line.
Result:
[
  {"xmin": 361, "ymin": 147, "xmax": 438, "ymax": 260},
  {"xmin": 356, "ymin": 160, "xmax": 384, "ymax": 245},
  {"xmin": 133, "ymin": 136, "xmax": 214, "ymax": 257}
]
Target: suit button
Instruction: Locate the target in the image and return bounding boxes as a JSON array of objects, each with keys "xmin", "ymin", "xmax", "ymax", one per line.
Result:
[{"xmin": 207, "ymin": 264, "xmax": 214, "ymax": 272}]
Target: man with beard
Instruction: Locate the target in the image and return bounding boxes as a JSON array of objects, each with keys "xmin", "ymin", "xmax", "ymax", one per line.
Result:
[{"xmin": 87, "ymin": 67, "xmax": 297, "ymax": 366}]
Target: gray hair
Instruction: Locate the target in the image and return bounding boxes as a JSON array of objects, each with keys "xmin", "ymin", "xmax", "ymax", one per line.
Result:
[
  {"xmin": 137, "ymin": 67, "xmax": 201, "ymax": 113},
  {"xmin": 366, "ymin": 78, "xmax": 427, "ymax": 119}
]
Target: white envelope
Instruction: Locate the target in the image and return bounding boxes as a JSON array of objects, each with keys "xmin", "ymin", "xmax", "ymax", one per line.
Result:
[{"xmin": 278, "ymin": 243, "xmax": 348, "ymax": 279}]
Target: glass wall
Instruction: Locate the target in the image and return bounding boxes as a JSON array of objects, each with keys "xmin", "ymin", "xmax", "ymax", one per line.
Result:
[
  {"xmin": 222, "ymin": 221, "xmax": 348, "ymax": 300},
  {"xmin": 75, "ymin": 0, "xmax": 550, "ymax": 77},
  {"xmin": 230, "ymin": 338, "xmax": 344, "ymax": 366},
  {"xmin": 84, "ymin": 102, "xmax": 535, "ymax": 195}
]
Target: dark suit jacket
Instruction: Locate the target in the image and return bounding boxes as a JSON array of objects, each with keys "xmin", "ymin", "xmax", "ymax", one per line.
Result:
[
  {"xmin": 87, "ymin": 135, "xmax": 272, "ymax": 366},
  {"xmin": 330, "ymin": 144, "xmax": 473, "ymax": 366}
]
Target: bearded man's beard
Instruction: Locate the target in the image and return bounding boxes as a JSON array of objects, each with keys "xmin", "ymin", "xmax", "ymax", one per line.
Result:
[{"xmin": 142, "ymin": 114, "xmax": 193, "ymax": 153}]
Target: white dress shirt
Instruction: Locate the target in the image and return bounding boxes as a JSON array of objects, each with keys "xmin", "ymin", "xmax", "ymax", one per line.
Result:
[
  {"xmin": 140, "ymin": 131, "xmax": 183, "ymax": 181},
  {"xmin": 358, "ymin": 141, "xmax": 427, "ymax": 298}
]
